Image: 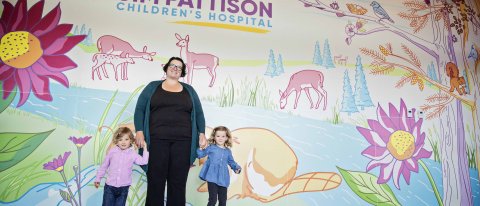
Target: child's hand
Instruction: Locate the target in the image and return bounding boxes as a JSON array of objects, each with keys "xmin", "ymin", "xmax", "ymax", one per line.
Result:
[
  {"xmin": 235, "ymin": 169, "xmax": 241, "ymax": 174},
  {"xmin": 94, "ymin": 182, "xmax": 100, "ymax": 188},
  {"xmin": 142, "ymin": 141, "xmax": 148, "ymax": 151}
]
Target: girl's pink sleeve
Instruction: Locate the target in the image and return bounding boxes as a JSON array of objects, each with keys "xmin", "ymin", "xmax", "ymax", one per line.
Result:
[
  {"xmin": 95, "ymin": 150, "xmax": 112, "ymax": 182},
  {"xmin": 134, "ymin": 150, "xmax": 149, "ymax": 165}
]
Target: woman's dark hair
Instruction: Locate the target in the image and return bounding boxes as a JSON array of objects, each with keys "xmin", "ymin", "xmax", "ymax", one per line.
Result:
[{"xmin": 163, "ymin": 57, "xmax": 186, "ymax": 77}]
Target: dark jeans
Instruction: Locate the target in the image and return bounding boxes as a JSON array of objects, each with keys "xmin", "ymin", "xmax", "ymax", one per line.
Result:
[
  {"xmin": 207, "ymin": 182, "xmax": 227, "ymax": 206},
  {"xmin": 146, "ymin": 139, "xmax": 191, "ymax": 206},
  {"xmin": 102, "ymin": 184, "xmax": 130, "ymax": 206}
]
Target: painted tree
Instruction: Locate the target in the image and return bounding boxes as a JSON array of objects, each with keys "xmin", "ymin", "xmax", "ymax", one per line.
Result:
[
  {"xmin": 80, "ymin": 24, "xmax": 86, "ymax": 35},
  {"xmin": 341, "ymin": 70, "xmax": 358, "ymax": 115},
  {"xmin": 265, "ymin": 49, "xmax": 277, "ymax": 77},
  {"xmin": 322, "ymin": 39, "xmax": 335, "ymax": 69},
  {"xmin": 276, "ymin": 54, "xmax": 285, "ymax": 75},
  {"xmin": 299, "ymin": 0, "xmax": 480, "ymax": 205},
  {"xmin": 463, "ymin": 69, "xmax": 470, "ymax": 94},
  {"xmin": 73, "ymin": 25, "xmax": 78, "ymax": 35},
  {"xmin": 354, "ymin": 55, "xmax": 374, "ymax": 110},
  {"xmin": 313, "ymin": 41, "xmax": 323, "ymax": 65},
  {"xmin": 84, "ymin": 28, "xmax": 93, "ymax": 46},
  {"xmin": 427, "ymin": 62, "xmax": 439, "ymax": 86}
]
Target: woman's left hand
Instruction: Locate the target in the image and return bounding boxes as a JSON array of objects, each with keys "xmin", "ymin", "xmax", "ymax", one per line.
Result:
[{"xmin": 199, "ymin": 133, "xmax": 207, "ymax": 149}]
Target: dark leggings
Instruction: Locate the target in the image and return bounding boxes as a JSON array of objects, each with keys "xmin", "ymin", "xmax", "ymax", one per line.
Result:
[
  {"xmin": 207, "ymin": 182, "xmax": 227, "ymax": 206},
  {"xmin": 145, "ymin": 140, "xmax": 191, "ymax": 206}
]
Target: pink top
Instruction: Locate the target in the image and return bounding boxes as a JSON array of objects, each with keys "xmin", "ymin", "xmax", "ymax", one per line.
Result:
[{"xmin": 95, "ymin": 146, "xmax": 149, "ymax": 187}]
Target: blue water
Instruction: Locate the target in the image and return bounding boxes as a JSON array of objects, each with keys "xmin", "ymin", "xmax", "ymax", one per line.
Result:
[{"xmin": 3, "ymin": 83, "xmax": 480, "ymax": 205}]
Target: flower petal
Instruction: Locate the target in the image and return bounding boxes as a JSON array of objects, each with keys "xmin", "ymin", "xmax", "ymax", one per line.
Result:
[
  {"xmin": 392, "ymin": 160, "xmax": 403, "ymax": 189},
  {"xmin": 398, "ymin": 99, "xmax": 408, "ymax": 131},
  {"xmin": 405, "ymin": 158, "xmax": 419, "ymax": 173},
  {"xmin": 362, "ymin": 146, "xmax": 388, "ymax": 160},
  {"xmin": 29, "ymin": 71, "xmax": 52, "ymax": 101},
  {"xmin": 31, "ymin": 62, "xmax": 69, "ymax": 87},
  {"xmin": 0, "ymin": 64, "xmax": 15, "ymax": 81},
  {"xmin": 26, "ymin": 0, "xmax": 45, "ymax": 29},
  {"xmin": 415, "ymin": 132, "xmax": 426, "ymax": 148},
  {"xmin": 0, "ymin": 1, "xmax": 14, "ymax": 25},
  {"xmin": 2, "ymin": 74, "xmax": 16, "ymax": 100},
  {"xmin": 8, "ymin": 0, "xmax": 27, "ymax": 31},
  {"xmin": 0, "ymin": 22, "xmax": 5, "ymax": 37},
  {"xmin": 402, "ymin": 165, "xmax": 411, "ymax": 185},
  {"xmin": 31, "ymin": 3, "xmax": 61, "ymax": 36},
  {"xmin": 39, "ymin": 24, "xmax": 73, "ymax": 49},
  {"xmin": 366, "ymin": 154, "xmax": 394, "ymax": 171},
  {"xmin": 14, "ymin": 69, "xmax": 32, "ymax": 107},
  {"xmin": 377, "ymin": 160, "xmax": 396, "ymax": 184},
  {"xmin": 45, "ymin": 35, "xmax": 86, "ymax": 55},
  {"xmin": 357, "ymin": 126, "xmax": 387, "ymax": 147},
  {"xmin": 377, "ymin": 103, "xmax": 397, "ymax": 130},
  {"xmin": 40, "ymin": 55, "xmax": 77, "ymax": 72},
  {"xmin": 367, "ymin": 119, "xmax": 391, "ymax": 143},
  {"xmin": 389, "ymin": 102, "xmax": 403, "ymax": 130},
  {"xmin": 414, "ymin": 148, "xmax": 432, "ymax": 159}
]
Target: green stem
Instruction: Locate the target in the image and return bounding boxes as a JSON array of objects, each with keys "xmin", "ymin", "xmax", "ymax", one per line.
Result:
[
  {"xmin": 77, "ymin": 148, "xmax": 82, "ymax": 206},
  {"xmin": 60, "ymin": 171, "xmax": 79, "ymax": 206},
  {"xmin": 419, "ymin": 159, "xmax": 443, "ymax": 206}
]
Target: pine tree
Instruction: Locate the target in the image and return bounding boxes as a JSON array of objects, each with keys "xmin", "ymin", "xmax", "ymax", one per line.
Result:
[
  {"xmin": 427, "ymin": 62, "xmax": 438, "ymax": 86},
  {"xmin": 73, "ymin": 25, "xmax": 78, "ymax": 35},
  {"xmin": 80, "ymin": 24, "xmax": 86, "ymax": 35},
  {"xmin": 276, "ymin": 54, "xmax": 285, "ymax": 75},
  {"xmin": 354, "ymin": 55, "xmax": 374, "ymax": 110},
  {"xmin": 463, "ymin": 69, "xmax": 470, "ymax": 94},
  {"xmin": 322, "ymin": 39, "xmax": 335, "ymax": 69},
  {"xmin": 85, "ymin": 28, "xmax": 93, "ymax": 45},
  {"xmin": 341, "ymin": 70, "xmax": 358, "ymax": 115},
  {"xmin": 265, "ymin": 49, "xmax": 277, "ymax": 77},
  {"xmin": 313, "ymin": 41, "xmax": 323, "ymax": 65}
]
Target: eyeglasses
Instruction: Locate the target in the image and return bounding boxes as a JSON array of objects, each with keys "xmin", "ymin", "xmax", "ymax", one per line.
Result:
[{"xmin": 168, "ymin": 63, "xmax": 183, "ymax": 71}]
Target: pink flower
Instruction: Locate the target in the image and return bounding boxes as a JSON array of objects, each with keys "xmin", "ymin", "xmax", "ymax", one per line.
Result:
[
  {"xmin": 356, "ymin": 99, "xmax": 432, "ymax": 189},
  {"xmin": 0, "ymin": 0, "xmax": 86, "ymax": 107},
  {"xmin": 43, "ymin": 151, "xmax": 71, "ymax": 172},
  {"xmin": 68, "ymin": 136, "xmax": 92, "ymax": 148},
  {"xmin": 345, "ymin": 23, "xmax": 357, "ymax": 36}
]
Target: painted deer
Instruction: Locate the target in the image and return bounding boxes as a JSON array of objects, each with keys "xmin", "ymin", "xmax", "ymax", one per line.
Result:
[
  {"xmin": 334, "ymin": 55, "xmax": 342, "ymax": 64},
  {"xmin": 338, "ymin": 56, "xmax": 348, "ymax": 65},
  {"xmin": 92, "ymin": 53, "xmax": 135, "ymax": 81},
  {"xmin": 97, "ymin": 35, "xmax": 156, "ymax": 61},
  {"xmin": 175, "ymin": 33, "xmax": 219, "ymax": 87},
  {"xmin": 279, "ymin": 70, "xmax": 327, "ymax": 110}
]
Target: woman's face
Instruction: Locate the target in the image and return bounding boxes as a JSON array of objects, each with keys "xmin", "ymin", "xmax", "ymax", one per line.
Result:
[{"xmin": 166, "ymin": 59, "xmax": 183, "ymax": 80}]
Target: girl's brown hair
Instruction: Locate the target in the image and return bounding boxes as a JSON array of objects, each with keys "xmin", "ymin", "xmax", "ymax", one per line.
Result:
[
  {"xmin": 208, "ymin": 126, "xmax": 233, "ymax": 148},
  {"xmin": 112, "ymin": 127, "xmax": 135, "ymax": 147}
]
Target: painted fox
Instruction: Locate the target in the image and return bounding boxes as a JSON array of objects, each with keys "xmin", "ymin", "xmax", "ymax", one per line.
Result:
[{"xmin": 446, "ymin": 62, "xmax": 466, "ymax": 95}]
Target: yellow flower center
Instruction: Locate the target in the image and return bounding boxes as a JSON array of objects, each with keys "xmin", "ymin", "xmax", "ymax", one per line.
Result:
[
  {"xmin": 0, "ymin": 31, "xmax": 43, "ymax": 69},
  {"xmin": 55, "ymin": 166, "xmax": 64, "ymax": 172},
  {"xmin": 387, "ymin": 130, "xmax": 415, "ymax": 160},
  {"xmin": 75, "ymin": 144, "xmax": 84, "ymax": 148}
]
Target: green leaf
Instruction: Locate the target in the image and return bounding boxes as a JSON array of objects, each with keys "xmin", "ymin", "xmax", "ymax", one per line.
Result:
[
  {"xmin": 337, "ymin": 166, "xmax": 401, "ymax": 206},
  {"xmin": 0, "ymin": 82, "xmax": 16, "ymax": 113},
  {"xmin": 0, "ymin": 130, "xmax": 55, "ymax": 172},
  {"xmin": 59, "ymin": 189, "xmax": 72, "ymax": 203}
]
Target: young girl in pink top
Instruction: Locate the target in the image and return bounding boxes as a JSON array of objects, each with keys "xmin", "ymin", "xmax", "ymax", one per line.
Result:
[{"xmin": 94, "ymin": 127, "xmax": 149, "ymax": 206}]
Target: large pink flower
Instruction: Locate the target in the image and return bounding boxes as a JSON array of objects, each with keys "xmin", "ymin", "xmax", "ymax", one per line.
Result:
[
  {"xmin": 356, "ymin": 99, "xmax": 432, "ymax": 189},
  {"xmin": 0, "ymin": 0, "xmax": 86, "ymax": 107},
  {"xmin": 43, "ymin": 151, "xmax": 71, "ymax": 172}
]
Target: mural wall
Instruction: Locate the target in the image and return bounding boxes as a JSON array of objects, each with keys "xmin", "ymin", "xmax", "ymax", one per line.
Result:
[{"xmin": 1, "ymin": 0, "xmax": 479, "ymax": 205}]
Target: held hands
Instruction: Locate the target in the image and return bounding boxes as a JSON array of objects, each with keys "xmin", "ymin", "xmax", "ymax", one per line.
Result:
[
  {"xmin": 94, "ymin": 182, "xmax": 100, "ymax": 189},
  {"xmin": 135, "ymin": 131, "xmax": 145, "ymax": 148},
  {"xmin": 199, "ymin": 133, "xmax": 207, "ymax": 149}
]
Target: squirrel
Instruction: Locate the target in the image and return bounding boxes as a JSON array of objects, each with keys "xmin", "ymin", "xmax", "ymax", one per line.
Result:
[{"xmin": 446, "ymin": 62, "xmax": 467, "ymax": 95}]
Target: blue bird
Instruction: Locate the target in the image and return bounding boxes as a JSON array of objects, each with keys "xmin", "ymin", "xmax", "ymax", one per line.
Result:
[{"xmin": 370, "ymin": 1, "xmax": 394, "ymax": 23}]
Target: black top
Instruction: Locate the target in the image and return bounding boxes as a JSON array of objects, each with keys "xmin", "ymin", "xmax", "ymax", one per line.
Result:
[{"xmin": 149, "ymin": 84, "xmax": 193, "ymax": 140}]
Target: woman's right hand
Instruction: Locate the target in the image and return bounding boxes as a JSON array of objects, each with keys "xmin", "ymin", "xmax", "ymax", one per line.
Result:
[{"xmin": 135, "ymin": 131, "xmax": 145, "ymax": 148}]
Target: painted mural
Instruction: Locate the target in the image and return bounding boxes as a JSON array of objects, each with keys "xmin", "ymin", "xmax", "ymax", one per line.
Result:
[{"xmin": 0, "ymin": 0, "xmax": 479, "ymax": 205}]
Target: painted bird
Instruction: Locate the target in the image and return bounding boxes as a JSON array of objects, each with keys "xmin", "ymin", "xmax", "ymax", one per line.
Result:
[{"xmin": 370, "ymin": 1, "xmax": 395, "ymax": 23}]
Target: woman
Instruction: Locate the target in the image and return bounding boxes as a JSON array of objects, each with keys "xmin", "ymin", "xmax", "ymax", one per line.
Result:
[{"xmin": 134, "ymin": 57, "xmax": 207, "ymax": 206}]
